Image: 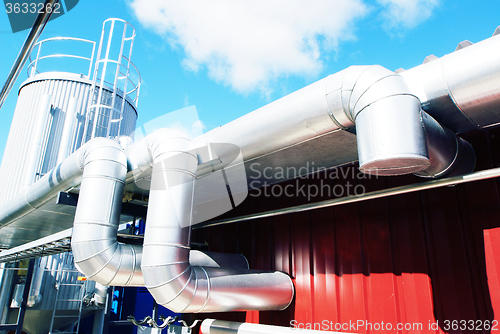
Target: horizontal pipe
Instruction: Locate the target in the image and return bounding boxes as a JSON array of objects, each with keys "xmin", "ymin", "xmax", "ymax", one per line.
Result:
[
  {"xmin": 189, "ymin": 250, "xmax": 249, "ymax": 270},
  {"xmin": 0, "ymin": 140, "xmax": 91, "ymax": 228},
  {"xmin": 402, "ymin": 33, "xmax": 500, "ymax": 133},
  {"xmin": 196, "ymin": 65, "xmax": 429, "ymax": 177},
  {"xmin": 194, "ymin": 75, "xmax": 343, "ymax": 171},
  {"xmin": 195, "ymin": 64, "xmax": 470, "ymax": 179},
  {"xmin": 194, "ymin": 167, "xmax": 500, "ymax": 229},
  {"xmin": 414, "ymin": 111, "xmax": 475, "ymax": 178},
  {"xmin": 201, "ymin": 319, "xmax": 352, "ymax": 334}
]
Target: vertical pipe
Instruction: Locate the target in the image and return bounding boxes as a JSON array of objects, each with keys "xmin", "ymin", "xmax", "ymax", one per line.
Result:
[
  {"xmin": 92, "ymin": 309, "xmax": 106, "ymax": 334},
  {"xmin": 27, "ymin": 258, "xmax": 44, "ymax": 307},
  {"xmin": 21, "ymin": 94, "xmax": 51, "ymax": 189},
  {"xmin": 151, "ymin": 301, "xmax": 161, "ymax": 334},
  {"xmin": 57, "ymin": 96, "xmax": 79, "ymax": 164},
  {"xmin": 15, "ymin": 259, "xmax": 35, "ymax": 334},
  {"xmin": 414, "ymin": 111, "xmax": 475, "ymax": 178},
  {"xmin": 0, "ymin": 264, "xmax": 16, "ymax": 325}
]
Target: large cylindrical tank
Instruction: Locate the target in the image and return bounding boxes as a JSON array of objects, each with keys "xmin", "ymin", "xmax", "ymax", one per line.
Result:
[{"xmin": 0, "ymin": 20, "xmax": 140, "ymax": 206}]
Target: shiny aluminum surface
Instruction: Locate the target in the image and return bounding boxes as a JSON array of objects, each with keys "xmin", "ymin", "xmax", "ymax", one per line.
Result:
[
  {"xmin": 141, "ymin": 129, "xmax": 294, "ymax": 313},
  {"xmin": 415, "ymin": 112, "xmax": 475, "ymax": 178},
  {"xmin": 0, "ymin": 73, "xmax": 138, "ymax": 207},
  {"xmin": 70, "ymin": 138, "xmax": 144, "ymax": 286},
  {"xmin": 402, "ymin": 33, "xmax": 500, "ymax": 133},
  {"xmin": 201, "ymin": 319, "xmax": 345, "ymax": 334}
]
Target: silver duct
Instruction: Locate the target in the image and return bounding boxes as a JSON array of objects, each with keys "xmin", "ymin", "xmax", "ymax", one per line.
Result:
[
  {"xmin": 92, "ymin": 282, "xmax": 109, "ymax": 306},
  {"xmin": 86, "ymin": 251, "xmax": 250, "ymax": 307},
  {"xmin": 70, "ymin": 138, "xmax": 144, "ymax": 286},
  {"xmin": 0, "ymin": 134, "xmax": 250, "ymax": 288},
  {"xmin": 319, "ymin": 65, "xmax": 474, "ymax": 176},
  {"xmin": 415, "ymin": 112, "xmax": 475, "ymax": 178},
  {"xmin": 199, "ymin": 65, "xmax": 473, "ymax": 178},
  {"xmin": 141, "ymin": 129, "xmax": 294, "ymax": 313},
  {"xmin": 325, "ymin": 65, "xmax": 429, "ymax": 175},
  {"xmin": 401, "ymin": 32, "xmax": 500, "ymax": 133},
  {"xmin": 0, "ymin": 138, "xmax": 107, "ymax": 226},
  {"xmin": 189, "ymin": 250, "xmax": 249, "ymax": 270},
  {"xmin": 201, "ymin": 319, "xmax": 342, "ymax": 334}
]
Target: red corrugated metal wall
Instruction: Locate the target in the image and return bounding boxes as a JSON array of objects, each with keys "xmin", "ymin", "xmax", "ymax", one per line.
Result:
[{"xmin": 192, "ymin": 127, "xmax": 500, "ymax": 333}]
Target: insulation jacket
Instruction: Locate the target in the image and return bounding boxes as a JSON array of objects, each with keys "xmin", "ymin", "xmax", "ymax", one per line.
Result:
[{"xmin": 141, "ymin": 129, "xmax": 294, "ymax": 313}]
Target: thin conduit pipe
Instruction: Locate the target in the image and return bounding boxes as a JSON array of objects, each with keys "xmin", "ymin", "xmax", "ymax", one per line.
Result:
[
  {"xmin": 0, "ymin": 0, "xmax": 60, "ymax": 110},
  {"xmin": 194, "ymin": 167, "xmax": 500, "ymax": 229}
]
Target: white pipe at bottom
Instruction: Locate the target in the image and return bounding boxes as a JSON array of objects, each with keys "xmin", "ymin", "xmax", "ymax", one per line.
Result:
[{"xmin": 201, "ymin": 319, "xmax": 356, "ymax": 334}]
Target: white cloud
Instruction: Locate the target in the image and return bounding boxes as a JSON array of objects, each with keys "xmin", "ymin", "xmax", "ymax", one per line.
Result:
[
  {"xmin": 128, "ymin": 0, "xmax": 367, "ymax": 94},
  {"xmin": 377, "ymin": 0, "xmax": 440, "ymax": 29}
]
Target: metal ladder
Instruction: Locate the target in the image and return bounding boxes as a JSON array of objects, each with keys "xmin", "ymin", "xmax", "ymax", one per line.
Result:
[{"xmin": 48, "ymin": 252, "xmax": 86, "ymax": 334}]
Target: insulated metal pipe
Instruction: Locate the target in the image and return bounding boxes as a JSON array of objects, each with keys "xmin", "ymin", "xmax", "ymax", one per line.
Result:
[
  {"xmin": 402, "ymin": 32, "xmax": 500, "ymax": 133},
  {"xmin": 0, "ymin": 0, "xmax": 60, "ymax": 110},
  {"xmin": 415, "ymin": 112, "xmax": 475, "ymax": 178},
  {"xmin": 93, "ymin": 282, "xmax": 109, "ymax": 306},
  {"xmin": 189, "ymin": 250, "xmax": 249, "ymax": 270},
  {"xmin": 71, "ymin": 138, "xmax": 144, "ymax": 286},
  {"xmin": 331, "ymin": 66, "xmax": 429, "ymax": 175},
  {"xmin": 0, "ymin": 137, "xmax": 89, "ymax": 227},
  {"xmin": 201, "ymin": 319, "xmax": 351, "ymax": 334},
  {"xmin": 141, "ymin": 129, "xmax": 294, "ymax": 313},
  {"xmin": 198, "ymin": 64, "xmax": 471, "ymax": 178},
  {"xmin": 0, "ymin": 137, "xmax": 144, "ymax": 287}
]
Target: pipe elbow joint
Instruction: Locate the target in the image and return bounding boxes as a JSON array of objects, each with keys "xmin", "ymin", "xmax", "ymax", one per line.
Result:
[
  {"xmin": 71, "ymin": 137, "xmax": 143, "ymax": 286},
  {"xmin": 141, "ymin": 129, "xmax": 295, "ymax": 313},
  {"xmin": 343, "ymin": 66, "xmax": 430, "ymax": 176}
]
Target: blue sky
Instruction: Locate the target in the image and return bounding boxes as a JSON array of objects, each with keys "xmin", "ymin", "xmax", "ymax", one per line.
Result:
[{"xmin": 0, "ymin": 0, "xmax": 499, "ymax": 162}]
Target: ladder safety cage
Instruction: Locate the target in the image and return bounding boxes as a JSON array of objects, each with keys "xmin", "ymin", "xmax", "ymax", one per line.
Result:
[{"xmin": 82, "ymin": 18, "xmax": 141, "ymax": 143}]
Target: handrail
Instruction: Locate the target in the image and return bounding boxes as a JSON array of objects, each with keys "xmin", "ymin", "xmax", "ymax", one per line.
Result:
[{"xmin": 26, "ymin": 37, "xmax": 96, "ymax": 79}]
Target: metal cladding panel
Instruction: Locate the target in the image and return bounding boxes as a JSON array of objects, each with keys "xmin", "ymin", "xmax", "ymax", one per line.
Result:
[
  {"xmin": 0, "ymin": 77, "xmax": 91, "ymax": 205},
  {"xmin": 192, "ymin": 127, "xmax": 500, "ymax": 333},
  {"xmin": 120, "ymin": 98, "xmax": 138, "ymax": 138},
  {"xmin": 0, "ymin": 81, "xmax": 41, "ymax": 205}
]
